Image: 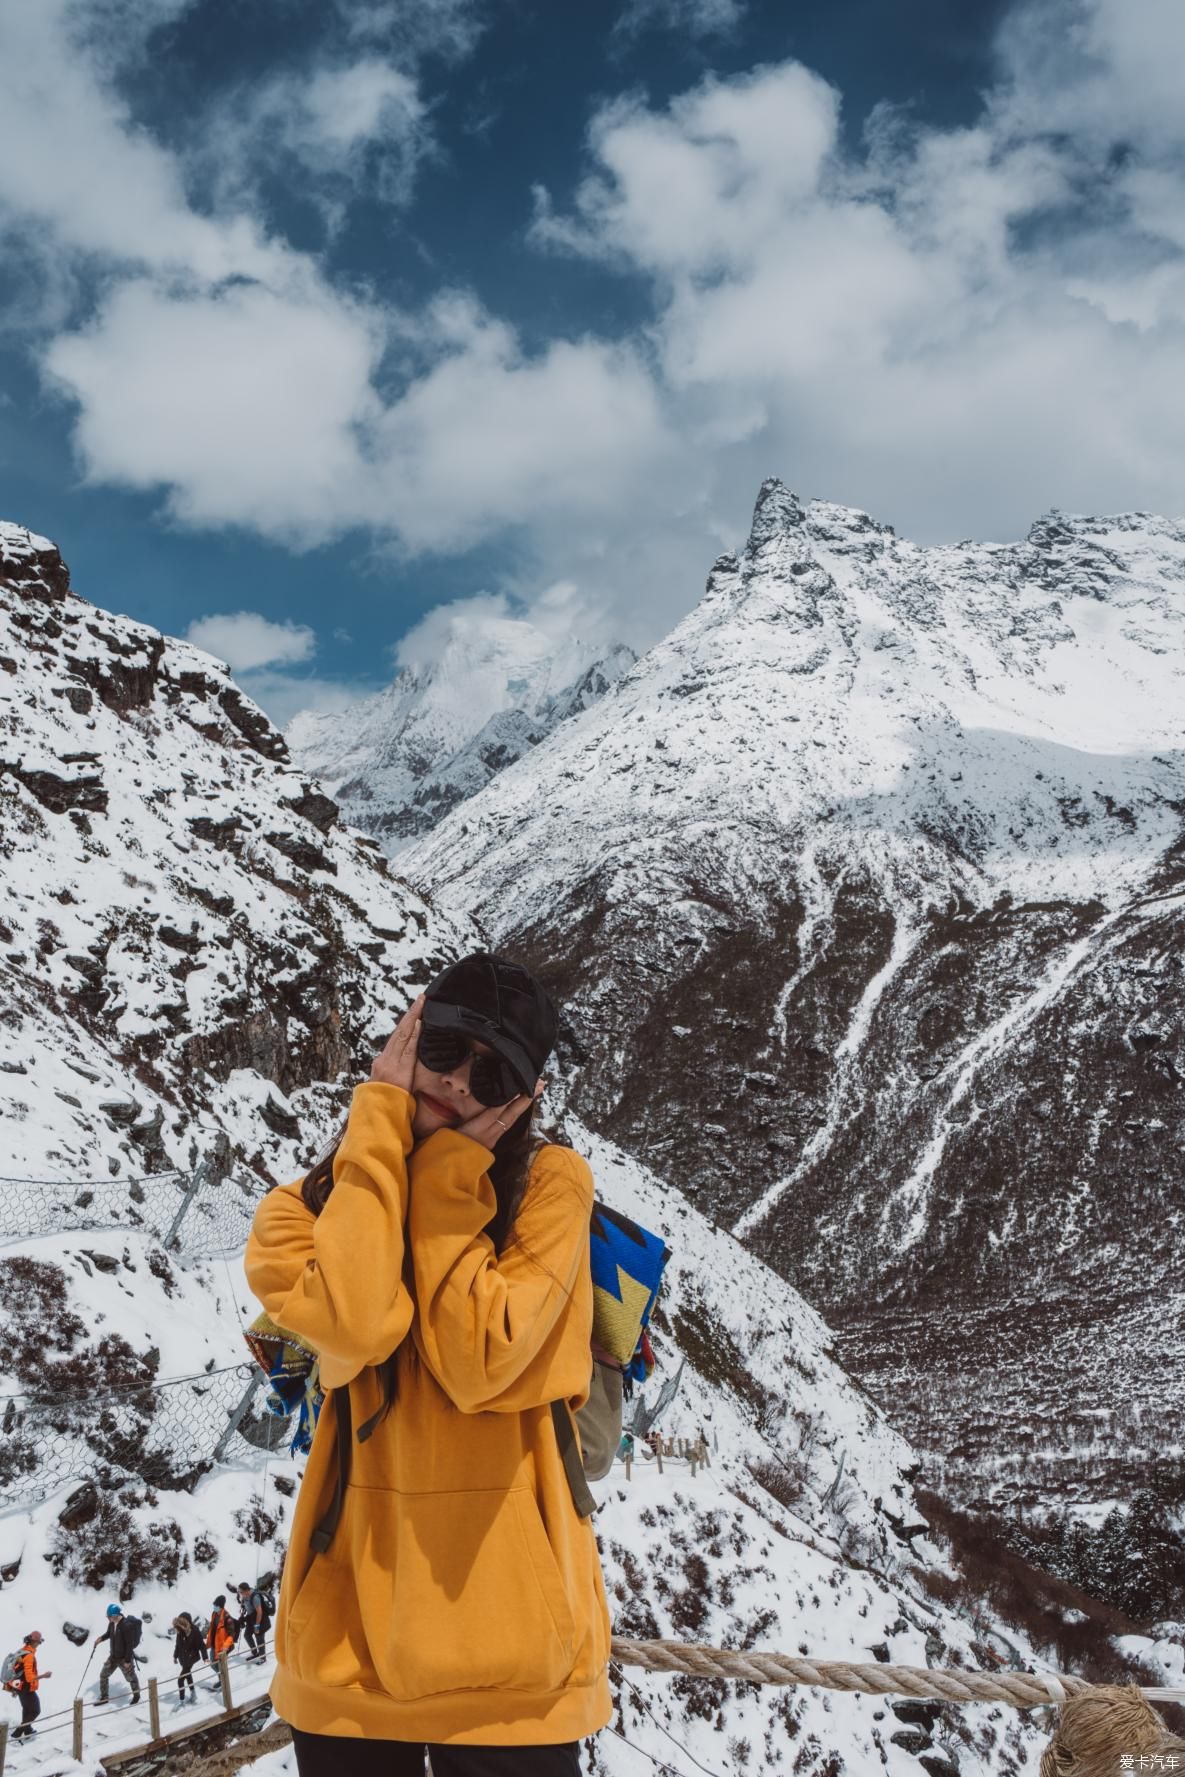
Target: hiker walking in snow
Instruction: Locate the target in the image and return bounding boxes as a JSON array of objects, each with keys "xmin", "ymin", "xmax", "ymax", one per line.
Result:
[
  {"xmin": 246, "ymin": 953, "xmax": 611, "ymax": 1774},
  {"xmin": 6, "ymin": 1632, "xmax": 50, "ymax": 1740},
  {"xmin": 236, "ymin": 1581, "xmax": 270, "ymax": 1660},
  {"xmin": 207, "ymin": 1595, "xmax": 238, "ymax": 1660},
  {"xmin": 94, "ymin": 1604, "xmax": 140, "ymax": 1705},
  {"xmin": 171, "ymin": 1614, "xmax": 207, "ymax": 1700}
]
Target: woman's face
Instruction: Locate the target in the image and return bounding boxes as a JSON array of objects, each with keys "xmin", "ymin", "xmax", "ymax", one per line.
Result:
[{"xmin": 411, "ymin": 1034, "xmax": 496, "ymax": 1141}]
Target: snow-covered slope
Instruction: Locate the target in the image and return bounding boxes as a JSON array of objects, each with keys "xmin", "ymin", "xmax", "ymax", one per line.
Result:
[
  {"xmin": 401, "ymin": 482, "xmax": 1185, "ymax": 1520},
  {"xmin": 3, "ymin": 1117, "xmax": 1105, "ymax": 1777},
  {"xmin": 1, "ymin": 515, "xmax": 1176, "ymax": 1776},
  {"xmin": 0, "ymin": 520, "xmax": 474, "ymax": 1186},
  {"xmin": 286, "ymin": 605, "xmax": 634, "ymax": 851}
]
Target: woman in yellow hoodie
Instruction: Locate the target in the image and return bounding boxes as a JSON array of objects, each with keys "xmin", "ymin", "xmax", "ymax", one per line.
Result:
[{"xmin": 245, "ymin": 952, "xmax": 611, "ymax": 1776}]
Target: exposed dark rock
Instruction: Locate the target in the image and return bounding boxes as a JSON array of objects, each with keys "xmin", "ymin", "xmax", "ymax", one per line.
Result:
[
  {"xmin": 265, "ymin": 830, "xmax": 336, "ymax": 875},
  {"xmin": 66, "ymin": 629, "xmax": 165, "ymax": 714},
  {"xmin": 282, "ymin": 787, "xmax": 339, "ymax": 833},
  {"xmin": 159, "ymin": 925, "xmax": 202, "ymax": 955},
  {"xmin": 218, "ymin": 685, "xmax": 287, "ymax": 761},
  {"xmin": 83, "ymin": 1251, "xmax": 120, "ymax": 1274},
  {"xmin": 62, "ymin": 1622, "xmax": 90, "ymax": 1646},
  {"xmin": 0, "ymin": 761, "xmax": 107, "ymax": 814},
  {"xmin": 891, "ymin": 1702, "xmax": 944, "ymax": 1730},
  {"xmin": 58, "ymin": 1481, "xmax": 99, "ymax": 1530},
  {"xmin": 259, "ymin": 1093, "xmax": 302, "ymax": 1141},
  {"xmin": 100, "ymin": 1097, "xmax": 142, "ymax": 1126},
  {"xmin": 188, "ymin": 815, "xmax": 244, "ymax": 850},
  {"xmin": 890, "ymin": 1727, "xmax": 933, "ymax": 1754}
]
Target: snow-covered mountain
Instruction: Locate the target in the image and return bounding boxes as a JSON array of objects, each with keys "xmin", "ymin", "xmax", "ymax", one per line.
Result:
[
  {"xmin": 286, "ymin": 605, "xmax": 634, "ymax": 851},
  {"xmin": 2, "ymin": 515, "xmax": 1181, "ymax": 1775},
  {"xmin": 401, "ymin": 481, "xmax": 1185, "ymax": 1527},
  {"xmin": 0, "ymin": 520, "xmax": 474, "ymax": 1185},
  {"xmin": 9, "ymin": 1115, "xmax": 1169, "ymax": 1777}
]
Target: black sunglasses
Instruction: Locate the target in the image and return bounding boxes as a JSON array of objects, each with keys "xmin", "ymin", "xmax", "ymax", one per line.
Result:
[{"xmin": 417, "ymin": 1027, "xmax": 523, "ymax": 1108}]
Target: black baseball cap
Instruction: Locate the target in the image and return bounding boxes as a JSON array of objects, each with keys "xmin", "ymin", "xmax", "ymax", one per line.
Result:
[{"xmin": 422, "ymin": 953, "xmax": 558, "ymax": 1097}]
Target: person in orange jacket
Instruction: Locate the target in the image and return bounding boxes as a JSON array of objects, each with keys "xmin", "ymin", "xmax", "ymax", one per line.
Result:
[
  {"xmin": 12, "ymin": 1632, "xmax": 51, "ymax": 1740},
  {"xmin": 246, "ymin": 953, "xmax": 611, "ymax": 1776},
  {"xmin": 207, "ymin": 1596, "xmax": 238, "ymax": 1660}
]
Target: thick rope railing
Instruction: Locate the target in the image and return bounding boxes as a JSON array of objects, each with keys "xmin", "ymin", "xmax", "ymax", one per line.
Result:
[
  {"xmin": 613, "ymin": 1637, "xmax": 1095, "ymax": 1705},
  {"xmin": 12, "ymin": 1639, "xmax": 1181, "ymax": 1776}
]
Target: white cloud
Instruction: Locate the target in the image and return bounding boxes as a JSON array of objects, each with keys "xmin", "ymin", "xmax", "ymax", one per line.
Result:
[
  {"xmin": 530, "ymin": 8, "xmax": 1185, "ymax": 570},
  {"xmin": 0, "ymin": 0, "xmax": 283, "ymax": 283},
  {"xmin": 615, "ymin": 0, "xmax": 746, "ymax": 39},
  {"xmin": 8, "ymin": 0, "xmax": 1185, "ymax": 661},
  {"xmin": 201, "ymin": 57, "xmax": 431, "ymax": 223},
  {"xmin": 237, "ymin": 668, "xmax": 373, "ymax": 727},
  {"xmin": 336, "ymin": 0, "xmax": 484, "ymax": 61},
  {"xmin": 185, "ymin": 610, "xmax": 316, "ymax": 671},
  {"xmin": 45, "ymin": 278, "xmax": 385, "ymax": 541}
]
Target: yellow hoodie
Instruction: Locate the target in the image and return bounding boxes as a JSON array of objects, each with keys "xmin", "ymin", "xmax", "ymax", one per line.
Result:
[{"xmin": 244, "ymin": 1081, "xmax": 612, "ymax": 1746}]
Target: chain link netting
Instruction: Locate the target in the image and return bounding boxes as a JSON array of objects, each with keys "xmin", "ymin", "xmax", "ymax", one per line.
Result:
[
  {"xmin": 0, "ymin": 1364, "xmax": 288, "ymax": 1509},
  {"xmin": 0, "ymin": 1164, "xmax": 287, "ymax": 1509},
  {"xmin": 0, "ymin": 1167, "xmax": 261, "ymax": 1254}
]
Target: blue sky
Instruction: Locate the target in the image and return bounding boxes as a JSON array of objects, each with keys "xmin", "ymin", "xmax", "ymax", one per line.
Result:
[{"xmin": 1, "ymin": 0, "xmax": 1182, "ymax": 722}]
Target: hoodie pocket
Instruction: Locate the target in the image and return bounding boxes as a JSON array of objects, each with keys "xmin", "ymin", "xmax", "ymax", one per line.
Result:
[{"xmin": 365, "ymin": 1487, "xmax": 577, "ymax": 1701}]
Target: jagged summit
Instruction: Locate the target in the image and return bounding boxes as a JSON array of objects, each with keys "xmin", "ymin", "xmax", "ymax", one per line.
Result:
[
  {"xmin": 401, "ymin": 485, "xmax": 1185, "ymax": 1524},
  {"xmin": 287, "ymin": 608, "xmax": 634, "ymax": 852},
  {"xmin": 0, "ymin": 519, "xmax": 1098, "ymax": 1777}
]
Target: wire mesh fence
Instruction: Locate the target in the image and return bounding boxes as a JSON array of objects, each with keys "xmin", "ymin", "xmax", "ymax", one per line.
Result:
[
  {"xmin": 0, "ymin": 1157, "xmax": 288, "ymax": 1511},
  {"xmin": 0, "ymin": 1165, "xmax": 261, "ymax": 1256},
  {"xmin": 0, "ymin": 1364, "xmax": 288, "ymax": 1509}
]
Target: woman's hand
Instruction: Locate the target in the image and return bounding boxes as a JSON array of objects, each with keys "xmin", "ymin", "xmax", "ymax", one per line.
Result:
[
  {"xmin": 455, "ymin": 1078, "xmax": 545, "ymax": 1149},
  {"xmin": 370, "ymin": 995, "xmax": 425, "ymax": 1093}
]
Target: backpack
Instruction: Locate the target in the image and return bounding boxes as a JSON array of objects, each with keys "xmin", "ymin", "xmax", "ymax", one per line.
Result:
[
  {"xmin": 123, "ymin": 1616, "xmax": 142, "ymax": 1651},
  {"xmin": 254, "ymin": 1588, "xmax": 275, "ymax": 1626},
  {"xmin": 573, "ymin": 1201, "xmax": 670, "ymax": 1486},
  {"xmin": 1, "ymin": 1648, "xmax": 24, "ymax": 1692}
]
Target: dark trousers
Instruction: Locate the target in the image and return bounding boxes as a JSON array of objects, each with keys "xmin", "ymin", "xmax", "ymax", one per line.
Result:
[
  {"xmin": 291, "ymin": 1726, "xmax": 581, "ymax": 1775},
  {"xmin": 244, "ymin": 1620, "xmax": 268, "ymax": 1656},
  {"xmin": 178, "ymin": 1658, "xmax": 201, "ymax": 1694},
  {"xmin": 14, "ymin": 1689, "xmax": 40, "ymax": 1738}
]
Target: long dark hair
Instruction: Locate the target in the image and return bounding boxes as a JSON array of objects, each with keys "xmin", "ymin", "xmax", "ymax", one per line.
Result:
[{"xmin": 300, "ymin": 1096, "xmax": 543, "ymax": 1427}]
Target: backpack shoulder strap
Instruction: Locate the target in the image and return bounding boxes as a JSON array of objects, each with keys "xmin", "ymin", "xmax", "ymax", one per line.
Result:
[
  {"xmin": 310, "ymin": 1385, "xmax": 353, "ymax": 1554},
  {"xmin": 550, "ymin": 1399, "xmax": 597, "ymax": 1519}
]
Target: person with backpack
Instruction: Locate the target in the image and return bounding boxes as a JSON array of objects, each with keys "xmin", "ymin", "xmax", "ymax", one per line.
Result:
[
  {"xmin": 246, "ymin": 952, "xmax": 612, "ymax": 1775},
  {"xmin": 94, "ymin": 1604, "xmax": 140, "ymax": 1705},
  {"xmin": 207, "ymin": 1595, "xmax": 238, "ymax": 1661},
  {"xmin": 4, "ymin": 1631, "xmax": 50, "ymax": 1740},
  {"xmin": 236, "ymin": 1581, "xmax": 271, "ymax": 1660},
  {"xmin": 171, "ymin": 1614, "xmax": 207, "ymax": 1700}
]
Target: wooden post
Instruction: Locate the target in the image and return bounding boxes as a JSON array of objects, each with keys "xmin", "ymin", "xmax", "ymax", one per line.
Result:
[
  {"xmin": 0, "ymin": 1720, "xmax": 9, "ymax": 1777},
  {"xmin": 219, "ymin": 1651, "xmax": 233, "ymax": 1712},
  {"xmin": 690, "ymin": 1453, "xmax": 697, "ymax": 1478},
  {"xmin": 148, "ymin": 1676, "xmax": 161, "ymax": 1741},
  {"xmin": 655, "ymin": 1443, "xmax": 663, "ymax": 1475},
  {"xmin": 73, "ymin": 1696, "xmax": 85, "ymax": 1761},
  {"xmin": 624, "ymin": 1455, "xmax": 632, "ymax": 1482}
]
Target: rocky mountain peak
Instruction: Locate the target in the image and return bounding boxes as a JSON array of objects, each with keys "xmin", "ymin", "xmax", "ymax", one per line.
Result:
[
  {"xmin": 400, "ymin": 483, "xmax": 1185, "ymax": 1532},
  {"xmin": 288, "ymin": 620, "xmax": 636, "ymax": 853},
  {"xmin": 748, "ymin": 476, "xmax": 807, "ymax": 545},
  {"xmin": 0, "ymin": 519, "xmax": 473, "ymax": 1185},
  {"xmin": 0, "ymin": 520, "xmax": 72, "ymax": 604}
]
